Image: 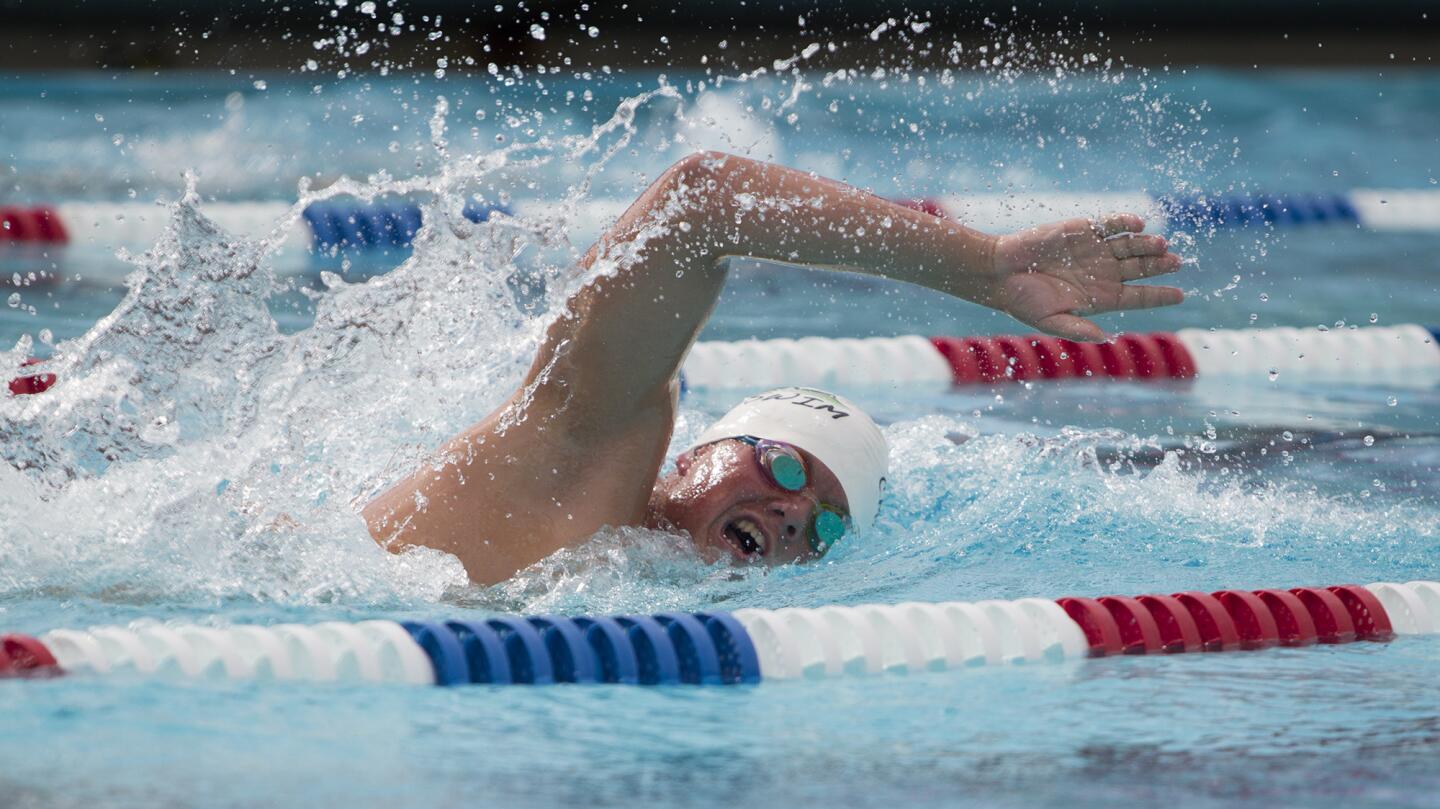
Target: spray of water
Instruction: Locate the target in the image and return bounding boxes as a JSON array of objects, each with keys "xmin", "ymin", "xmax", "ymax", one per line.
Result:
[{"xmin": 6, "ymin": 27, "xmax": 1402, "ymax": 614}]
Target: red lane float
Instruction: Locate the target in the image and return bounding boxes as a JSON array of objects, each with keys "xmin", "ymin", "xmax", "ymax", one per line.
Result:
[
  {"xmin": 1056, "ymin": 597, "xmax": 1125, "ymax": 655},
  {"xmin": 0, "ymin": 206, "xmax": 68, "ymax": 244},
  {"xmin": 1135, "ymin": 595, "xmax": 1203, "ymax": 653},
  {"xmin": 930, "ymin": 333, "xmax": 1197, "ymax": 384},
  {"xmin": 1059, "ymin": 584, "xmax": 1407, "ymax": 658},
  {"xmin": 1254, "ymin": 589, "xmax": 1319, "ymax": 646},
  {"xmin": 1213, "ymin": 590, "xmax": 1282, "ymax": 650},
  {"xmin": 1326, "ymin": 585, "xmax": 1394, "ymax": 640},
  {"xmin": 1290, "ymin": 587, "xmax": 1357, "ymax": 644},
  {"xmin": 1098, "ymin": 596, "xmax": 1165, "ymax": 654},
  {"xmin": 1172, "ymin": 592, "xmax": 1242, "ymax": 651},
  {"xmin": 0, "ymin": 634, "xmax": 60, "ymax": 678},
  {"xmin": 7, "ymin": 358, "xmax": 57, "ymax": 396},
  {"xmin": 927, "ymin": 333, "xmax": 1198, "ymax": 382}
]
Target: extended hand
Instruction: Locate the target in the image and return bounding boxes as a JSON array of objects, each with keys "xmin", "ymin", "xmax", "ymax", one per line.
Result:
[{"xmin": 986, "ymin": 213, "xmax": 1183, "ymax": 342}]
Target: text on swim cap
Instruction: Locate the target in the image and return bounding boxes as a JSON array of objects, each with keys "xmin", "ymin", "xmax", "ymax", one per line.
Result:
[{"xmin": 742, "ymin": 389, "xmax": 851, "ymax": 420}]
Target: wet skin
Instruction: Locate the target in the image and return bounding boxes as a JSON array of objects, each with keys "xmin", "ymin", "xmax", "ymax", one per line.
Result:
[
  {"xmin": 644, "ymin": 438, "xmax": 850, "ymax": 565},
  {"xmin": 362, "ymin": 151, "xmax": 1184, "ymax": 584}
]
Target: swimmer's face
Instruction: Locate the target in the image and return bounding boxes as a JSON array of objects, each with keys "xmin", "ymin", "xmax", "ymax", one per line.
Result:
[{"xmin": 646, "ymin": 438, "xmax": 849, "ymax": 565}]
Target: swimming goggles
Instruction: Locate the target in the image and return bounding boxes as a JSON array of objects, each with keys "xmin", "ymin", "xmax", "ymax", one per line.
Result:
[{"xmin": 733, "ymin": 435, "xmax": 849, "ymax": 556}]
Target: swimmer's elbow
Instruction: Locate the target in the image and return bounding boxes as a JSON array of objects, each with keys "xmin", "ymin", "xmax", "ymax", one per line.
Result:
[
  {"xmin": 666, "ymin": 150, "xmax": 736, "ymax": 177},
  {"xmin": 662, "ymin": 151, "xmax": 751, "ymax": 195},
  {"xmin": 657, "ymin": 151, "xmax": 754, "ymax": 237}
]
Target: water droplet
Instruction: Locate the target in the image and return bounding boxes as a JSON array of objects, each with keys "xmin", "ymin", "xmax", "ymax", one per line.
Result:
[
  {"xmin": 38, "ymin": 328, "xmax": 52, "ymax": 345},
  {"xmin": 1267, "ymin": 368, "xmax": 1279, "ymax": 381},
  {"xmin": 6, "ymin": 293, "xmax": 20, "ymax": 308},
  {"xmin": 94, "ymin": 113, "xmax": 104, "ymax": 122},
  {"xmin": 253, "ymin": 79, "xmax": 267, "ymax": 90},
  {"xmin": 1363, "ymin": 435, "xmax": 1375, "ymax": 447},
  {"xmin": 529, "ymin": 23, "xmax": 546, "ymax": 40},
  {"xmin": 1281, "ymin": 430, "xmax": 1293, "ymax": 441},
  {"xmin": 1387, "ymin": 396, "xmax": 1398, "ymax": 407},
  {"xmin": 587, "ymin": 26, "xmax": 600, "ymax": 38},
  {"xmin": 1369, "ymin": 313, "xmax": 1379, "ymax": 324}
]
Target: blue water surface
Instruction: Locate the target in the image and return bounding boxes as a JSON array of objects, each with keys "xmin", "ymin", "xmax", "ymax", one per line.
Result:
[{"xmin": 2, "ymin": 58, "xmax": 1439, "ymax": 809}]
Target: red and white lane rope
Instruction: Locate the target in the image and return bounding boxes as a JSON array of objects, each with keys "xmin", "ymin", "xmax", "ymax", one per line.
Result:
[
  {"xmin": 3, "ymin": 581, "xmax": 1436, "ymax": 686},
  {"xmin": 10, "ymin": 325, "xmax": 1437, "ymax": 398},
  {"xmin": 735, "ymin": 581, "xmax": 1439, "ymax": 680},
  {"xmin": 679, "ymin": 324, "xmax": 1440, "ymax": 390}
]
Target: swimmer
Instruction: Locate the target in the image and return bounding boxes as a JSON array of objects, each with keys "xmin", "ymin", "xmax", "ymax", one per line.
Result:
[{"xmin": 363, "ymin": 152, "xmax": 1184, "ymax": 584}]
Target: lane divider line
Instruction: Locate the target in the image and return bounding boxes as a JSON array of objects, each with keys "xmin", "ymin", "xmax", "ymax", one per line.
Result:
[
  {"xmin": 3, "ymin": 189, "xmax": 1437, "ymax": 257},
  {"xmin": 8, "ymin": 580, "xmax": 1435, "ymax": 687},
  {"xmin": 12, "ymin": 325, "xmax": 1438, "ymax": 398}
]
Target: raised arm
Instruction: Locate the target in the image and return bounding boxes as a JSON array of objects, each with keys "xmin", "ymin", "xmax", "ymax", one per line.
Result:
[
  {"xmin": 528, "ymin": 150, "xmax": 1182, "ymax": 418},
  {"xmin": 363, "ymin": 151, "xmax": 1182, "ymax": 581}
]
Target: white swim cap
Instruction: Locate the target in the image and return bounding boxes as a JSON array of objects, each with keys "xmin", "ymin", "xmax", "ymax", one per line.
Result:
[{"xmin": 694, "ymin": 387, "xmax": 889, "ymax": 530}]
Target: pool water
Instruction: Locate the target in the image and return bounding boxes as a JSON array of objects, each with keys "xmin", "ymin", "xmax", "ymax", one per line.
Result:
[{"xmin": 3, "ymin": 55, "xmax": 1440, "ymax": 808}]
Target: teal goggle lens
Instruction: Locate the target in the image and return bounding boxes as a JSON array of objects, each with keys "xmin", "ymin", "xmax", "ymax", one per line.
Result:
[
  {"xmin": 764, "ymin": 448, "xmax": 807, "ymax": 491},
  {"xmin": 810, "ymin": 508, "xmax": 846, "ymax": 555}
]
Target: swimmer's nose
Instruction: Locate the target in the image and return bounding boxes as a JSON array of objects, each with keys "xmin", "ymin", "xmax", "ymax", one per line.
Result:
[{"xmin": 765, "ymin": 494, "xmax": 815, "ymax": 555}]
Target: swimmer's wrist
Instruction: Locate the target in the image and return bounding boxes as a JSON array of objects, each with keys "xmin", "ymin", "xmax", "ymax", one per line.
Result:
[{"xmin": 936, "ymin": 229, "xmax": 1004, "ymax": 303}]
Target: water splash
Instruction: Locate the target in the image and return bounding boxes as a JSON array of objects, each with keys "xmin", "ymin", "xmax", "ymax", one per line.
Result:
[{"xmin": 0, "ymin": 38, "xmax": 1316, "ymax": 611}]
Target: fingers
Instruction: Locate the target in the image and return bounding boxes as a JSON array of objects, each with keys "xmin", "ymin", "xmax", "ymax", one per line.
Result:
[
  {"xmin": 1093, "ymin": 213, "xmax": 1144, "ymax": 238},
  {"xmin": 1033, "ymin": 313, "xmax": 1108, "ymax": 343},
  {"xmin": 1108, "ymin": 233, "xmax": 1169, "ymax": 259},
  {"xmin": 1118, "ymin": 253, "xmax": 1183, "ymax": 281},
  {"xmin": 1110, "ymin": 284, "xmax": 1185, "ymax": 312}
]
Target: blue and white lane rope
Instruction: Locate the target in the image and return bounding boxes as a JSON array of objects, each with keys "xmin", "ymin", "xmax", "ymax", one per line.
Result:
[
  {"xmin": 10, "ymin": 581, "xmax": 1439, "ymax": 686},
  {"xmin": 5, "ymin": 189, "xmax": 1440, "ymax": 255}
]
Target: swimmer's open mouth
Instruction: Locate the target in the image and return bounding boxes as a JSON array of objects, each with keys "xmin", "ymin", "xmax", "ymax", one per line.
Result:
[{"xmin": 722, "ymin": 517, "xmax": 767, "ymax": 558}]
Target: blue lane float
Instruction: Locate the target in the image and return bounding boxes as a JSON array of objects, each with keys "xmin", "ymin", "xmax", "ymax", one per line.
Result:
[
  {"xmin": 1156, "ymin": 192, "xmax": 1361, "ymax": 228},
  {"xmin": 405, "ymin": 612, "xmax": 757, "ymax": 686},
  {"xmin": 302, "ymin": 199, "xmax": 510, "ymax": 250}
]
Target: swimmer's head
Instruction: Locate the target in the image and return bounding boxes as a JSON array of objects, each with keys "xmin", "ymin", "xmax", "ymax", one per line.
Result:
[{"xmin": 646, "ymin": 387, "xmax": 888, "ymax": 564}]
